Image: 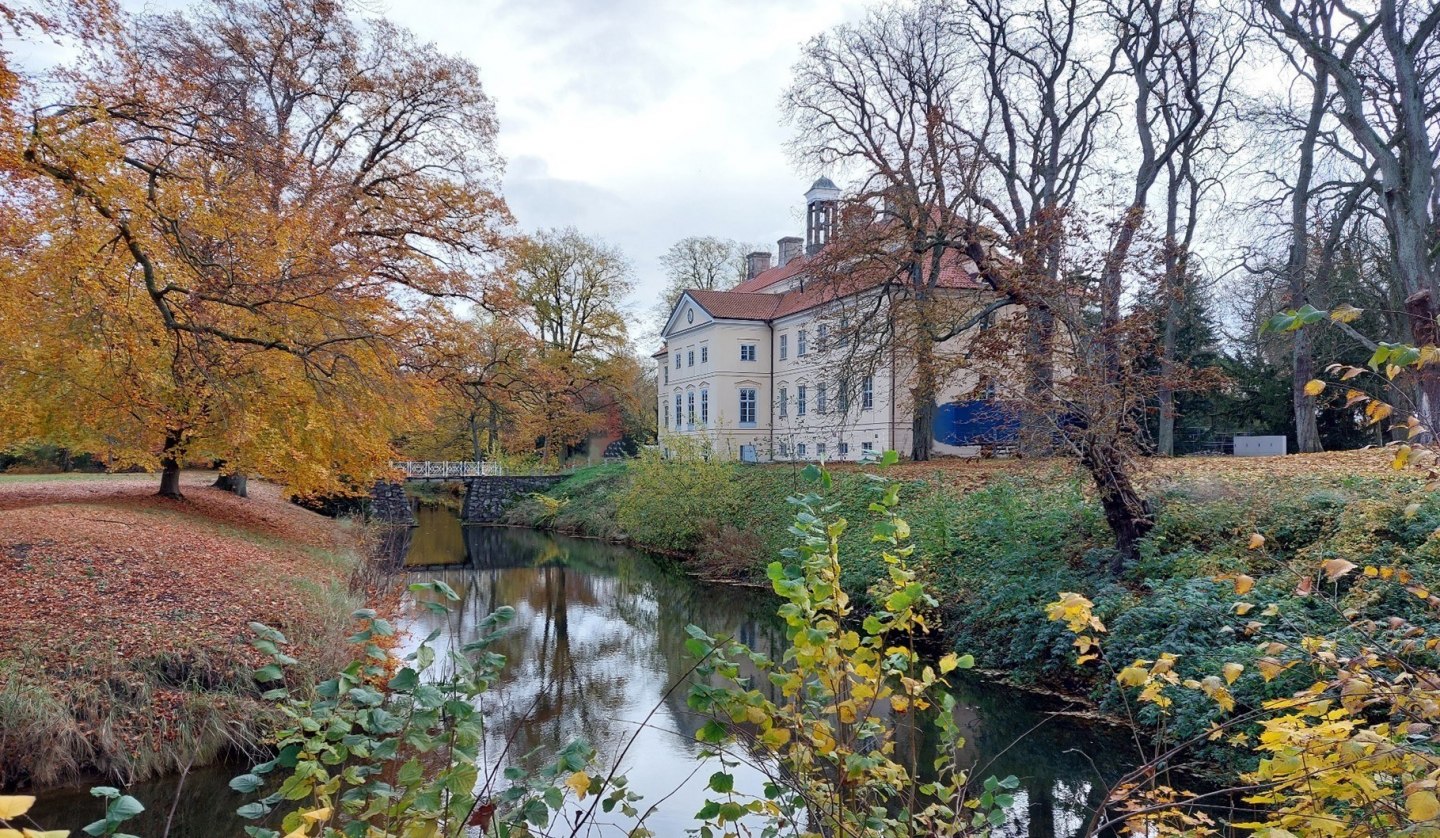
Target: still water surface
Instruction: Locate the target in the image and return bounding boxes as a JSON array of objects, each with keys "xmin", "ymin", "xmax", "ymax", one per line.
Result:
[{"xmin": 32, "ymin": 505, "xmax": 1139, "ymax": 836}]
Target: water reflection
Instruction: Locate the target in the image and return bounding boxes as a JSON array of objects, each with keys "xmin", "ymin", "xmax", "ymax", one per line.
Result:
[
  {"xmin": 401, "ymin": 512, "xmax": 1139, "ymax": 837},
  {"xmin": 28, "ymin": 509, "xmax": 1144, "ymax": 837}
]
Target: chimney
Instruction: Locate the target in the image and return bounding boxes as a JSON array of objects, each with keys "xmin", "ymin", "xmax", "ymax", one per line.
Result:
[
  {"xmin": 745, "ymin": 251, "xmax": 772, "ymax": 280},
  {"xmin": 777, "ymin": 236, "xmax": 803, "ymax": 267}
]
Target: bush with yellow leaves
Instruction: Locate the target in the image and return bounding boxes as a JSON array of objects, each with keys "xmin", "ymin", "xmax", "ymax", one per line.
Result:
[{"xmin": 683, "ymin": 458, "xmax": 1017, "ymax": 837}]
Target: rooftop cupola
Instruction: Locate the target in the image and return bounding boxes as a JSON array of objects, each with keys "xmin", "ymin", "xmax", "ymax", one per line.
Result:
[{"xmin": 805, "ymin": 176, "xmax": 841, "ymax": 255}]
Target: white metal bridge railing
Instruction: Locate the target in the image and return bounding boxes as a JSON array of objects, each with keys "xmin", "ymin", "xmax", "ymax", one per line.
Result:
[{"xmin": 390, "ymin": 461, "xmax": 504, "ymax": 479}]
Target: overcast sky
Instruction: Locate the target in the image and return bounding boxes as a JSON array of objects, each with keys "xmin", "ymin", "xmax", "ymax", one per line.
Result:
[
  {"xmin": 14, "ymin": 0, "xmax": 867, "ymax": 342},
  {"xmin": 382, "ymin": 0, "xmax": 867, "ymax": 339}
]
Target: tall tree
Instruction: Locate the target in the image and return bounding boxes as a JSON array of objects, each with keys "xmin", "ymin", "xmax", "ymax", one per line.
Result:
[
  {"xmin": 649, "ymin": 236, "xmax": 747, "ymax": 336},
  {"xmin": 1260, "ymin": 0, "xmax": 1440, "ymax": 426},
  {"xmin": 785, "ymin": 1, "xmax": 1007, "ymax": 463},
  {"xmin": 0, "ymin": 0, "xmax": 510, "ymax": 497},
  {"xmin": 510, "ymin": 228, "xmax": 635, "ymax": 463}
]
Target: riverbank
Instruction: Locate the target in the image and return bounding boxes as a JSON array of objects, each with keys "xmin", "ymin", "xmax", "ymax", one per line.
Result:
[
  {"xmin": 0, "ymin": 472, "xmax": 368, "ymax": 790},
  {"xmin": 504, "ymin": 450, "xmax": 1428, "ymax": 773}
]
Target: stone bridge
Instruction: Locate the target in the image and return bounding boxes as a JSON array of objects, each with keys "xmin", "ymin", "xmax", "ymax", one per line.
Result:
[{"xmin": 369, "ymin": 469, "xmax": 567, "ymax": 525}]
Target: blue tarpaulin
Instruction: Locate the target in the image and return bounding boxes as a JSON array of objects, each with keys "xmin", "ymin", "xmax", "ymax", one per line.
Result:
[{"xmin": 934, "ymin": 400, "xmax": 1021, "ymax": 446}]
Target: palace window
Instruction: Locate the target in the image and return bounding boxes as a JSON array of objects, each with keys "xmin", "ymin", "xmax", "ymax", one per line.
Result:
[
  {"xmin": 838, "ymin": 441, "xmax": 850, "ymax": 456},
  {"xmin": 687, "ymin": 349, "xmax": 694, "ymax": 367},
  {"xmin": 798, "ymin": 329, "xmax": 808, "ymax": 356},
  {"xmin": 839, "ymin": 316, "xmax": 850, "ymax": 347},
  {"xmin": 739, "ymin": 388, "xmax": 757, "ymax": 425},
  {"xmin": 778, "ymin": 387, "xmax": 788, "ymax": 418},
  {"xmin": 817, "ymin": 382, "xmax": 827, "ymax": 414},
  {"xmin": 817, "ymin": 323, "xmax": 829, "ymax": 350},
  {"xmin": 797, "ymin": 443, "xmax": 807, "ymax": 458},
  {"xmin": 701, "ymin": 345, "xmax": 709, "ymax": 363},
  {"xmin": 838, "ymin": 378, "xmax": 849, "ymax": 412},
  {"xmin": 862, "ymin": 376, "xmax": 874, "ymax": 410},
  {"xmin": 675, "ymin": 354, "xmax": 681, "ymax": 370},
  {"xmin": 740, "ymin": 343, "xmax": 757, "ymax": 362},
  {"xmin": 861, "ymin": 441, "xmax": 874, "ymax": 454},
  {"xmin": 663, "ymin": 365, "xmax": 668, "ymax": 384},
  {"xmin": 816, "ymin": 442, "xmax": 826, "ymax": 458},
  {"xmin": 779, "ymin": 334, "xmax": 788, "ymax": 360},
  {"xmin": 687, "ymin": 391, "xmax": 695, "ymax": 427},
  {"xmin": 797, "ymin": 385, "xmax": 807, "ymax": 416},
  {"xmin": 663, "ymin": 402, "xmax": 669, "ymax": 429},
  {"xmin": 700, "ymin": 389, "xmax": 709, "ymax": 424},
  {"xmin": 675, "ymin": 394, "xmax": 682, "ymax": 428}
]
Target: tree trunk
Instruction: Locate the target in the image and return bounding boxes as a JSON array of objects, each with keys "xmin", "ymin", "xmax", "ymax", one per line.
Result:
[
  {"xmin": 910, "ymin": 338, "xmax": 938, "ymax": 461},
  {"xmin": 158, "ymin": 429, "xmax": 184, "ymax": 499},
  {"xmin": 1080, "ymin": 438, "xmax": 1153, "ymax": 575},
  {"xmin": 1404, "ymin": 290, "xmax": 1440, "ymax": 436},
  {"xmin": 1023, "ymin": 306, "xmax": 1057, "ymax": 452},
  {"xmin": 1286, "ymin": 58, "xmax": 1327, "ymax": 453},
  {"xmin": 469, "ymin": 412, "xmax": 483, "ymax": 463},
  {"xmin": 1292, "ymin": 326, "xmax": 1323, "ymax": 453},
  {"xmin": 215, "ymin": 473, "xmax": 248, "ymax": 497}
]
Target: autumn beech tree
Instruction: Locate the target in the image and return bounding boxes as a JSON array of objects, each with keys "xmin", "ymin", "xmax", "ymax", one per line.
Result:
[
  {"xmin": 0, "ymin": 0, "xmax": 510, "ymax": 497},
  {"xmin": 510, "ymin": 228, "xmax": 636, "ymax": 463}
]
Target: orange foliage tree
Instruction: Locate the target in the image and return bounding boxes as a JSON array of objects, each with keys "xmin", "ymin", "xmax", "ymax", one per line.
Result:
[{"xmin": 0, "ymin": 0, "xmax": 510, "ymax": 497}]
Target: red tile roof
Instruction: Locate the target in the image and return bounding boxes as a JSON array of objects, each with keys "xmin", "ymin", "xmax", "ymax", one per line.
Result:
[
  {"xmin": 685, "ymin": 289, "xmax": 784, "ymax": 321},
  {"xmin": 685, "ymin": 248, "xmax": 984, "ymax": 324}
]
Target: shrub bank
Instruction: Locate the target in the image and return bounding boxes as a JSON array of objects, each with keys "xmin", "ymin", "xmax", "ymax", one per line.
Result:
[
  {"xmin": 505, "ymin": 453, "xmax": 1429, "ymax": 769},
  {"xmin": 0, "ymin": 472, "xmax": 370, "ymax": 790}
]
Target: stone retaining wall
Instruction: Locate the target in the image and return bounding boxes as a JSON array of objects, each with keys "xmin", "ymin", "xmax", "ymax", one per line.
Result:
[
  {"xmin": 370, "ymin": 481, "xmax": 416, "ymax": 525},
  {"xmin": 462, "ymin": 475, "xmax": 566, "ymax": 523}
]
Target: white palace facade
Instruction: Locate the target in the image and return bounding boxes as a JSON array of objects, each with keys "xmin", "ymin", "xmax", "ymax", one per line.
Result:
[{"xmin": 654, "ymin": 178, "xmax": 1018, "ymax": 462}]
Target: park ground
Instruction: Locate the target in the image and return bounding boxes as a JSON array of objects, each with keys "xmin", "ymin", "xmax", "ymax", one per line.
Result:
[{"xmin": 0, "ymin": 472, "xmax": 369, "ymax": 790}]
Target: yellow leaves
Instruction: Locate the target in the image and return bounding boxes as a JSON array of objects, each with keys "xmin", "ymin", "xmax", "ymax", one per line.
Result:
[
  {"xmin": 1392, "ymin": 444, "xmax": 1413, "ymax": 470},
  {"xmin": 1247, "ymin": 534, "xmax": 1265, "ymax": 551},
  {"xmin": 1045, "ymin": 592, "xmax": 1104, "ymax": 634},
  {"xmin": 936, "ymin": 652, "xmax": 972, "ymax": 674},
  {"xmin": 759, "ymin": 726, "xmax": 790, "ymax": 748},
  {"xmin": 300, "ymin": 807, "xmax": 332, "ymax": 822},
  {"xmin": 1407, "ymin": 790, "xmax": 1440, "ymax": 822},
  {"xmin": 1256, "ymin": 657, "xmax": 1289, "ymax": 682},
  {"xmin": 1235, "ymin": 572, "xmax": 1256, "ymax": 593},
  {"xmin": 565, "ymin": 771, "xmax": 592, "ymax": 800},
  {"xmin": 890, "ymin": 695, "xmax": 909, "ymax": 713},
  {"xmin": 1197, "ymin": 676, "xmax": 1235, "ymax": 713},
  {"xmin": 0, "ymin": 799, "xmax": 33, "ymax": 820},
  {"xmin": 1329, "ymin": 304, "xmax": 1363, "ymax": 324},
  {"xmin": 1222, "ymin": 662, "xmax": 1244, "ymax": 685},
  {"xmin": 1234, "ymin": 602, "xmax": 1254, "ymax": 616},
  {"xmin": 1303, "ymin": 379, "xmax": 1325, "ymax": 396},
  {"xmin": 1365, "ymin": 400, "xmax": 1393, "ymax": 426},
  {"xmin": 1345, "ymin": 388, "xmax": 1370, "ymax": 408},
  {"xmin": 1321, "ymin": 558, "xmax": 1357, "ymax": 581},
  {"xmin": 1117, "ymin": 664, "xmax": 1150, "ymax": 688}
]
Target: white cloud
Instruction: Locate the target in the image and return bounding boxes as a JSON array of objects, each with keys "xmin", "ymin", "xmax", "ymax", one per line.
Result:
[{"xmin": 382, "ymin": 0, "xmax": 868, "ymax": 342}]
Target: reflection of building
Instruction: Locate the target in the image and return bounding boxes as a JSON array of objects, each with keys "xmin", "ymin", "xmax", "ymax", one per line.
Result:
[{"xmin": 654, "ymin": 178, "xmax": 1019, "ymax": 462}]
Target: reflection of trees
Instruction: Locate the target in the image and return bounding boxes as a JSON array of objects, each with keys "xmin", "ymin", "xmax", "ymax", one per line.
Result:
[{"xmin": 396, "ymin": 518, "xmax": 1146, "ymax": 838}]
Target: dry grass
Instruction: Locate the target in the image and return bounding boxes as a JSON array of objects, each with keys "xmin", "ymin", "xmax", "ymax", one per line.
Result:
[{"xmin": 813, "ymin": 449, "xmax": 1399, "ymax": 492}]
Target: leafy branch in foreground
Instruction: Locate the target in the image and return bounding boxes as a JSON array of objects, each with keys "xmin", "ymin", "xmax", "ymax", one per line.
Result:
[
  {"xmin": 230, "ymin": 583, "xmax": 620, "ymax": 838},
  {"xmin": 684, "ymin": 457, "xmax": 1011, "ymax": 837}
]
